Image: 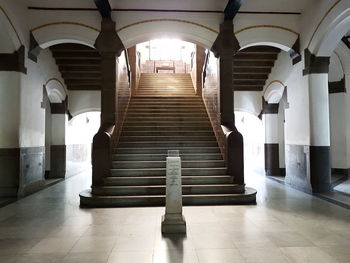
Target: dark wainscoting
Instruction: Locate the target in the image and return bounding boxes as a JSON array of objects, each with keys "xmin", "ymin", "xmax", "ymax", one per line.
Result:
[
  {"xmin": 18, "ymin": 146, "xmax": 45, "ymax": 197},
  {"xmin": 285, "ymin": 144, "xmax": 312, "ymax": 193},
  {"xmin": 49, "ymin": 145, "xmax": 66, "ymax": 179},
  {"xmin": 310, "ymin": 146, "xmax": 331, "ymax": 192},
  {"xmin": 264, "ymin": 143, "xmax": 280, "ymax": 176},
  {"xmin": 0, "ymin": 148, "xmax": 20, "ymax": 197}
]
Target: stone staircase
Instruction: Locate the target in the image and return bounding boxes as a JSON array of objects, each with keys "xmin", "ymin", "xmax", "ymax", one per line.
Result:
[{"xmin": 80, "ymin": 73, "xmax": 256, "ymax": 207}]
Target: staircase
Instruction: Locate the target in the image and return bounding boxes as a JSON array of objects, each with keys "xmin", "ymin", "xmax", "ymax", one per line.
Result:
[{"xmin": 80, "ymin": 73, "xmax": 256, "ymax": 207}]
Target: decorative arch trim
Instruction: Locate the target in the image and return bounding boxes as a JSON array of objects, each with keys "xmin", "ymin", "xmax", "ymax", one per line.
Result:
[
  {"xmin": 30, "ymin": 22, "xmax": 100, "ymax": 33},
  {"xmin": 116, "ymin": 19, "xmax": 219, "ymax": 34},
  {"xmin": 0, "ymin": 5, "xmax": 22, "ymax": 45},
  {"xmin": 234, "ymin": 25, "xmax": 299, "ymax": 36},
  {"xmin": 307, "ymin": 0, "xmax": 341, "ymax": 48},
  {"xmin": 45, "ymin": 77, "xmax": 65, "ymax": 88},
  {"xmin": 44, "ymin": 78, "xmax": 67, "ymax": 102},
  {"xmin": 265, "ymin": 80, "xmax": 287, "ymax": 90}
]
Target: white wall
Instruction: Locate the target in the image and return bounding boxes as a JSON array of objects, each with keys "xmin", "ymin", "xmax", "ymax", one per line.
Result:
[
  {"xmin": 329, "ymin": 93, "xmax": 347, "ymax": 168},
  {"xmin": 0, "ymin": 72, "xmax": 21, "ymax": 148},
  {"xmin": 51, "ymin": 114, "xmax": 67, "ymax": 146},
  {"xmin": 68, "ymin": 90, "xmax": 101, "ymax": 117},
  {"xmin": 234, "ymin": 91, "xmax": 262, "ymax": 117},
  {"xmin": 19, "ymin": 49, "xmax": 66, "ymax": 148},
  {"xmin": 263, "ymin": 51, "xmax": 310, "ymax": 146}
]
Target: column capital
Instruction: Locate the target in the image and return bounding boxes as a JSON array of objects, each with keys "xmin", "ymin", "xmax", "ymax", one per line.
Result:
[
  {"xmin": 50, "ymin": 99, "xmax": 68, "ymax": 114},
  {"xmin": 211, "ymin": 20, "xmax": 240, "ymax": 58},
  {"xmin": 94, "ymin": 18, "xmax": 124, "ymax": 56},
  {"xmin": 303, "ymin": 49, "xmax": 330, "ymax": 75},
  {"xmin": 261, "ymin": 98, "xmax": 279, "ymax": 114}
]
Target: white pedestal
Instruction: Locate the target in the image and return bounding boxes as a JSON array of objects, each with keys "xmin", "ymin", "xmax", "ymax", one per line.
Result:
[{"xmin": 161, "ymin": 156, "xmax": 186, "ymax": 234}]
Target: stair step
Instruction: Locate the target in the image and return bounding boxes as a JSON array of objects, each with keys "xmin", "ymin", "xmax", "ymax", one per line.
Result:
[
  {"xmin": 80, "ymin": 188, "xmax": 257, "ymax": 207},
  {"xmin": 128, "ymin": 105, "xmax": 204, "ymax": 109},
  {"xmin": 123, "ymin": 121, "xmax": 211, "ymax": 127},
  {"xmin": 92, "ymin": 184, "xmax": 243, "ymax": 196},
  {"xmin": 104, "ymin": 175, "xmax": 233, "ymax": 186},
  {"xmin": 127, "ymin": 109, "xmax": 207, "ymax": 113},
  {"xmin": 131, "ymin": 96, "xmax": 200, "ymax": 99},
  {"xmin": 121, "ymin": 131, "xmax": 214, "ymax": 136},
  {"xmin": 119, "ymin": 136, "xmax": 216, "ymax": 142},
  {"xmin": 125, "ymin": 117, "xmax": 208, "ymax": 122},
  {"xmin": 122, "ymin": 126, "xmax": 212, "ymax": 131},
  {"xmin": 115, "ymin": 147, "xmax": 221, "ymax": 154},
  {"xmin": 118, "ymin": 141, "xmax": 218, "ymax": 148},
  {"xmin": 111, "ymin": 160, "xmax": 225, "ymax": 169},
  {"xmin": 126, "ymin": 113, "xmax": 207, "ymax": 117},
  {"xmin": 113, "ymin": 153, "xmax": 222, "ymax": 161},
  {"xmin": 110, "ymin": 167, "xmax": 227, "ymax": 176}
]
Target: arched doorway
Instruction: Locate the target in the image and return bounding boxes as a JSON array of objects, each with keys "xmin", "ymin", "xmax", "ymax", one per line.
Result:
[
  {"xmin": 66, "ymin": 111, "xmax": 100, "ymax": 178},
  {"xmin": 235, "ymin": 111, "xmax": 264, "ymax": 175}
]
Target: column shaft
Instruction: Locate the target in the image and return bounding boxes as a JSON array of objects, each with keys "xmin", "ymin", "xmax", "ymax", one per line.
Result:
[
  {"xmin": 308, "ymin": 73, "xmax": 331, "ymax": 192},
  {"xmin": 264, "ymin": 113, "xmax": 280, "ymax": 176},
  {"xmin": 100, "ymin": 53, "xmax": 117, "ymax": 125}
]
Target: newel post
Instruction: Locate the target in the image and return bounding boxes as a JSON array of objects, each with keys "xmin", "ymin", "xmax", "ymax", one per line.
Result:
[
  {"xmin": 211, "ymin": 20, "xmax": 245, "ymax": 186},
  {"xmin": 91, "ymin": 17, "xmax": 124, "ymax": 188}
]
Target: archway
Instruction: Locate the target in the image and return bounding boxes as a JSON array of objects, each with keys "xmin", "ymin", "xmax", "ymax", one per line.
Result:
[
  {"xmin": 235, "ymin": 111, "xmax": 264, "ymax": 176},
  {"xmin": 66, "ymin": 111, "xmax": 100, "ymax": 178}
]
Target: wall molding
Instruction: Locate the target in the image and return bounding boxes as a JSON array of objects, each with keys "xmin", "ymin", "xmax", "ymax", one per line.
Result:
[
  {"xmin": 51, "ymin": 99, "xmax": 68, "ymax": 114},
  {"xmin": 234, "ymin": 25, "xmax": 299, "ymax": 36},
  {"xmin": 303, "ymin": 48, "xmax": 330, "ymax": 75},
  {"xmin": 30, "ymin": 21, "xmax": 100, "ymax": 33},
  {"xmin": 307, "ymin": 0, "xmax": 341, "ymax": 48},
  {"xmin": 329, "ymin": 78, "xmax": 345, "ymax": 93},
  {"xmin": 262, "ymin": 97, "xmax": 279, "ymax": 114},
  {"xmin": 116, "ymin": 19, "xmax": 219, "ymax": 34},
  {"xmin": 0, "ymin": 45, "xmax": 27, "ymax": 73},
  {"xmin": 0, "ymin": 5, "xmax": 23, "ymax": 45}
]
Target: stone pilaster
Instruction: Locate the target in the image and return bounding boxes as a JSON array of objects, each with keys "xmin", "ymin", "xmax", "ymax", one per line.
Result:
[
  {"xmin": 303, "ymin": 49, "xmax": 331, "ymax": 192},
  {"xmin": 94, "ymin": 18, "xmax": 124, "ymax": 126},
  {"xmin": 262, "ymin": 100, "xmax": 280, "ymax": 176}
]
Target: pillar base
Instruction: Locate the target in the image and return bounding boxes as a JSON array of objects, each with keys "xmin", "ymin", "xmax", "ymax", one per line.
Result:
[
  {"xmin": 161, "ymin": 214, "xmax": 186, "ymax": 235},
  {"xmin": 310, "ymin": 146, "xmax": 331, "ymax": 193}
]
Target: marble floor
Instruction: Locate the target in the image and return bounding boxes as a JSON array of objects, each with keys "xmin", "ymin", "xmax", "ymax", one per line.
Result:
[
  {"xmin": 335, "ymin": 178, "xmax": 350, "ymax": 196},
  {"xmin": 0, "ymin": 169, "xmax": 350, "ymax": 263}
]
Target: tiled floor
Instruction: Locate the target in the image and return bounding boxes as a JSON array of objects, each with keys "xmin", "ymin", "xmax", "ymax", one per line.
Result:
[
  {"xmin": 0, "ymin": 169, "xmax": 350, "ymax": 263},
  {"xmin": 335, "ymin": 178, "xmax": 350, "ymax": 196}
]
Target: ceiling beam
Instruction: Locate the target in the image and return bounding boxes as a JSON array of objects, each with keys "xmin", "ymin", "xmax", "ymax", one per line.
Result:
[
  {"xmin": 224, "ymin": 0, "xmax": 244, "ymax": 20},
  {"xmin": 93, "ymin": 0, "xmax": 111, "ymax": 18},
  {"xmin": 342, "ymin": 36, "xmax": 350, "ymax": 49}
]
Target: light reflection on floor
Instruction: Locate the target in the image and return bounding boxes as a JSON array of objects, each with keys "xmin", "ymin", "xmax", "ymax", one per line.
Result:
[{"xmin": 0, "ymin": 168, "xmax": 349, "ymax": 263}]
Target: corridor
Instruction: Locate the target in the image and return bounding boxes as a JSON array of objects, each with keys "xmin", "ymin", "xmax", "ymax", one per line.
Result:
[{"xmin": 0, "ymin": 170, "xmax": 349, "ymax": 263}]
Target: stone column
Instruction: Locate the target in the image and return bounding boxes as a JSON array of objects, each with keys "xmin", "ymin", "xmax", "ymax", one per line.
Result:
[
  {"xmin": 211, "ymin": 20, "xmax": 244, "ymax": 185},
  {"xmin": 128, "ymin": 46, "xmax": 138, "ymax": 95},
  {"xmin": 303, "ymin": 49, "xmax": 331, "ymax": 192},
  {"xmin": 195, "ymin": 45, "xmax": 206, "ymax": 96},
  {"xmin": 263, "ymin": 100, "xmax": 280, "ymax": 176},
  {"xmin": 49, "ymin": 101, "xmax": 68, "ymax": 178},
  {"xmin": 214, "ymin": 21, "xmax": 240, "ymax": 126},
  {"xmin": 92, "ymin": 18, "xmax": 124, "ymax": 187},
  {"xmin": 94, "ymin": 18, "xmax": 124, "ymax": 126}
]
